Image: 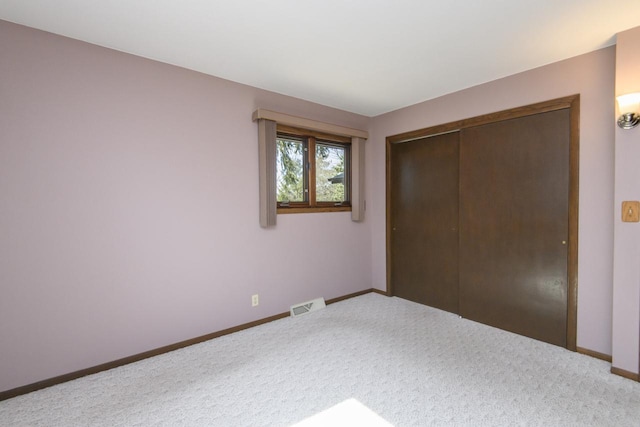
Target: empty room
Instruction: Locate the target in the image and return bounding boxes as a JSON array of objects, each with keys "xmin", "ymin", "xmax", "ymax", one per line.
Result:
[{"xmin": 1, "ymin": 1, "xmax": 640, "ymax": 426}]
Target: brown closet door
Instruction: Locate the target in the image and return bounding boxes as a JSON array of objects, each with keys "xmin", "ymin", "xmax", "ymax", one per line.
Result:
[
  {"xmin": 459, "ymin": 109, "xmax": 570, "ymax": 347},
  {"xmin": 390, "ymin": 132, "xmax": 459, "ymax": 313}
]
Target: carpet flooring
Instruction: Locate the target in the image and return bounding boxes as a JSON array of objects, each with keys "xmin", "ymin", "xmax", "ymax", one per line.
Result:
[{"xmin": 1, "ymin": 293, "xmax": 639, "ymax": 426}]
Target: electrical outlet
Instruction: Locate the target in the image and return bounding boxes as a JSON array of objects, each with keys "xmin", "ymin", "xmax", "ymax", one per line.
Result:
[
  {"xmin": 252, "ymin": 294, "xmax": 259, "ymax": 307},
  {"xmin": 622, "ymin": 201, "xmax": 640, "ymax": 222}
]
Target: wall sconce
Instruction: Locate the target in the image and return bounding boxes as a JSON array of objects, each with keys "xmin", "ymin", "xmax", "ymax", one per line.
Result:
[{"xmin": 616, "ymin": 92, "xmax": 640, "ymax": 129}]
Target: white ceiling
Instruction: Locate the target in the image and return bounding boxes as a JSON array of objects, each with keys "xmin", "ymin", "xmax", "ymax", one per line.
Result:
[{"xmin": 2, "ymin": 1, "xmax": 640, "ymax": 116}]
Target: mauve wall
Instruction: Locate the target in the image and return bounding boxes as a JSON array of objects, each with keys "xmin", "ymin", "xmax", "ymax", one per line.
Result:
[
  {"xmin": 612, "ymin": 26, "xmax": 640, "ymax": 374},
  {"xmin": 0, "ymin": 21, "xmax": 371, "ymax": 392},
  {"xmin": 368, "ymin": 47, "xmax": 616, "ymax": 358}
]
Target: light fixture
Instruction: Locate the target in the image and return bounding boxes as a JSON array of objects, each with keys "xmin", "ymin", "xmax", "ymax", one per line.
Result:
[{"xmin": 616, "ymin": 92, "xmax": 640, "ymax": 129}]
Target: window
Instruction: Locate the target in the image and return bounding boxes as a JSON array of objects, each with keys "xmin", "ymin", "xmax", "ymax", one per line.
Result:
[
  {"xmin": 253, "ymin": 108, "xmax": 367, "ymax": 227},
  {"xmin": 276, "ymin": 127, "xmax": 351, "ymax": 213}
]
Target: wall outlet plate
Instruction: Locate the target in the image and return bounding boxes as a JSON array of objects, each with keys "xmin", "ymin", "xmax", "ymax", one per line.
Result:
[{"xmin": 622, "ymin": 201, "xmax": 640, "ymax": 223}]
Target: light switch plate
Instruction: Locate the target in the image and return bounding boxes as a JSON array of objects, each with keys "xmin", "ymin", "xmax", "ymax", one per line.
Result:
[{"xmin": 622, "ymin": 201, "xmax": 640, "ymax": 223}]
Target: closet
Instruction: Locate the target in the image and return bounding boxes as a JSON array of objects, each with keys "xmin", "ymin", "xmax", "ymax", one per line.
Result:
[{"xmin": 387, "ymin": 96, "xmax": 579, "ymax": 350}]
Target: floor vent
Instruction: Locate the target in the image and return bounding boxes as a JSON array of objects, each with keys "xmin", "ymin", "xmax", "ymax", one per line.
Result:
[{"xmin": 290, "ymin": 297, "xmax": 326, "ymax": 317}]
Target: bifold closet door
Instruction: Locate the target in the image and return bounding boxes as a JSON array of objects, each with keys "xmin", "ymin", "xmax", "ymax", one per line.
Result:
[
  {"xmin": 459, "ymin": 109, "xmax": 570, "ymax": 347},
  {"xmin": 389, "ymin": 132, "xmax": 459, "ymax": 313}
]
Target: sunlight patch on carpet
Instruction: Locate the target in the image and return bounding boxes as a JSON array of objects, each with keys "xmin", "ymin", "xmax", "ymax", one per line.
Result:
[{"xmin": 292, "ymin": 398, "xmax": 393, "ymax": 427}]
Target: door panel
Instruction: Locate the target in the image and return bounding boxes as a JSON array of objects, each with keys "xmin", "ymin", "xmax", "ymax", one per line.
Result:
[
  {"xmin": 458, "ymin": 109, "xmax": 570, "ymax": 347},
  {"xmin": 390, "ymin": 132, "xmax": 459, "ymax": 313}
]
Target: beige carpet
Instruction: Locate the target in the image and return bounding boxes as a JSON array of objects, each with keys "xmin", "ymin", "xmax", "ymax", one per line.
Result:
[{"xmin": 1, "ymin": 293, "xmax": 639, "ymax": 426}]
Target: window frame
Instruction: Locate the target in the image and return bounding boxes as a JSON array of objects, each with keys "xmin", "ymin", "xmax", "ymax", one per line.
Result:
[
  {"xmin": 276, "ymin": 125, "xmax": 352, "ymax": 214},
  {"xmin": 253, "ymin": 108, "xmax": 367, "ymax": 227}
]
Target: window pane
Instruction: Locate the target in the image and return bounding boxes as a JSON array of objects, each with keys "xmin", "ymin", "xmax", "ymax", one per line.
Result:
[
  {"xmin": 276, "ymin": 138, "xmax": 306, "ymax": 202},
  {"xmin": 316, "ymin": 143, "xmax": 346, "ymax": 202}
]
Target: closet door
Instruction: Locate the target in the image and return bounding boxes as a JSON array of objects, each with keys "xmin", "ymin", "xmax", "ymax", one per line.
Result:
[
  {"xmin": 389, "ymin": 132, "xmax": 459, "ymax": 313},
  {"xmin": 459, "ymin": 109, "xmax": 570, "ymax": 347}
]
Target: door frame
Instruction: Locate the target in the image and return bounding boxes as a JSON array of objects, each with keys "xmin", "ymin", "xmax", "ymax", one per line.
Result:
[{"xmin": 385, "ymin": 95, "xmax": 580, "ymax": 351}]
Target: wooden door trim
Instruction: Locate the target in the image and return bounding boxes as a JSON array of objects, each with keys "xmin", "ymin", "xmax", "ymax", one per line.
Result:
[
  {"xmin": 386, "ymin": 94, "xmax": 580, "ymax": 351},
  {"xmin": 387, "ymin": 95, "xmax": 578, "ymax": 144},
  {"xmin": 566, "ymin": 96, "xmax": 580, "ymax": 352}
]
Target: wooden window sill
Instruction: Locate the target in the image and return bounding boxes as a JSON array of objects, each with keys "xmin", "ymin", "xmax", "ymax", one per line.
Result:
[{"xmin": 277, "ymin": 206, "xmax": 352, "ymax": 214}]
